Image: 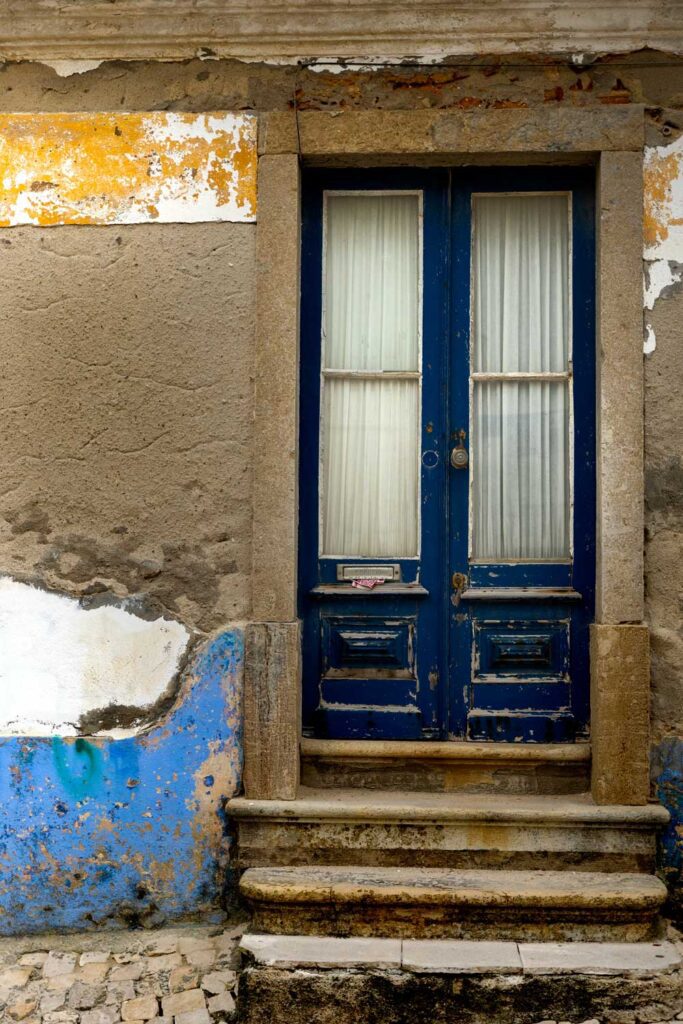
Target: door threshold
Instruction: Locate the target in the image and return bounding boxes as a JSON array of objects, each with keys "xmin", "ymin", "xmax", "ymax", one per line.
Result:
[{"xmin": 301, "ymin": 738, "xmax": 590, "ymax": 763}]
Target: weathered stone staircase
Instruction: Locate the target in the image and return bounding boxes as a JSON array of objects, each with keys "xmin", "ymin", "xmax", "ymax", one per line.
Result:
[{"xmin": 228, "ymin": 742, "xmax": 670, "ymax": 942}]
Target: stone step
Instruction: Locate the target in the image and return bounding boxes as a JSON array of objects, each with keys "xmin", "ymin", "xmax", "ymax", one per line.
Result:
[
  {"xmin": 237, "ymin": 934, "xmax": 683, "ymax": 1024},
  {"xmin": 301, "ymin": 739, "xmax": 591, "ymax": 795},
  {"xmin": 239, "ymin": 866, "xmax": 668, "ymax": 941},
  {"xmin": 228, "ymin": 787, "xmax": 669, "ymax": 872}
]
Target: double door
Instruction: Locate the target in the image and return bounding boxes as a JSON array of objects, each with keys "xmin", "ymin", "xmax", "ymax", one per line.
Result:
[{"xmin": 299, "ymin": 167, "xmax": 595, "ymax": 742}]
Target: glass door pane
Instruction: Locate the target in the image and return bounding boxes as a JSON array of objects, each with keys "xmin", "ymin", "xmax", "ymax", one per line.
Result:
[
  {"xmin": 473, "ymin": 380, "xmax": 569, "ymax": 559},
  {"xmin": 471, "ymin": 193, "xmax": 571, "ymax": 560},
  {"xmin": 473, "ymin": 194, "xmax": 569, "ymax": 372},
  {"xmin": 321, "ymin": 193, "xmax": 421, "ymax": 557}
]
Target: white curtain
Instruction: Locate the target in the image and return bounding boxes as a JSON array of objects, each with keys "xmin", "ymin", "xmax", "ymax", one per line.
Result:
[
  {"xmin": 322, "ymin": 194, "xmax": 420, "ymax": 556},
  {"xmin": 472, "ymin": 194, "xmax": 570, "ymax": 559}
]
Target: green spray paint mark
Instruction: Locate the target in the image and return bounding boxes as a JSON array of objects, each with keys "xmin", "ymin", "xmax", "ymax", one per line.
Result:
[{"xmin": 52, "ymin": 737, "xmax": 103, "ymax": 798}]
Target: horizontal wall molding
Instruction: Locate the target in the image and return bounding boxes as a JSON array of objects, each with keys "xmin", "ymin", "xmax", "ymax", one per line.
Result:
[{"xmin": 0, "ymin": 2, "xmax": 681, "ymax": 62}]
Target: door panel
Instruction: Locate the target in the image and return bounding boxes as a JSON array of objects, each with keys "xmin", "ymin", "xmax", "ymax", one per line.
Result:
[
  {"xmin": 300, "ymin": 170, "xmax": 449, "ymax": 740},
  {"xmin": 299, "ymin": 167, "xmax": 595, "ymax": 743}
]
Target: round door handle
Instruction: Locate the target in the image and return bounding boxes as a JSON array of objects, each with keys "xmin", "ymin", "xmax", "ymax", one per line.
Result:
[{"xmin": 450, "ymin": 446, "xmax": 469, "ymax": 469}]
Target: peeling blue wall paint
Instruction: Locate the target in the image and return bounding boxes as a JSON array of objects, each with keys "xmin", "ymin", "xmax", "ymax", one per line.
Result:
[
  {"xmin": 653, "ymin": 736, "xmax": 683, "ymax": 921},
  {"xmin": 0, "ymin": 628, "xmax": 243, "ymax": 935}
]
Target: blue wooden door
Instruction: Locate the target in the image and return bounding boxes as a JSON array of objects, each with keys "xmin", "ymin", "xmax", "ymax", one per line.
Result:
[{"xmin": 299, "ymin": 167, "xmax": 595, "ymax": 742}]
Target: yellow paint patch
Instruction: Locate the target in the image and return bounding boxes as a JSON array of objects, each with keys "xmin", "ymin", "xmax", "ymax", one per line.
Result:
[
  {"xmin": 644, "ymin": 136, "xmax": 683, "ymax": 261},
  {"xmin": 0, "ymin": 112, "xmax": 256, "ymax": 226}
]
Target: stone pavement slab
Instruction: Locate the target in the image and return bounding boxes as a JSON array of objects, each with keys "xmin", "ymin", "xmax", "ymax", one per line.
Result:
[
  {"xmin": 402, "ymin": 939, "xmax": 523, "ymax": 973},
  {"xmin": 518, "ymin": 940, "xmax": 682, "ymax": 976},
  {"xmin": 240, "ymin": 934, "xmax": 403, "ymax": 968}
]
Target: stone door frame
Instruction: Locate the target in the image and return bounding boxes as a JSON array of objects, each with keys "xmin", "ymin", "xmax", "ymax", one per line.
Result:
[{"xmin": 244, "ymin": 106, "xmax": 650, "ymax": 806}]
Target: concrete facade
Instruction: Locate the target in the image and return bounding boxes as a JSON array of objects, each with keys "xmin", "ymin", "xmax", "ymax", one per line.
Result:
[{"xmin": 0, "ymin": 11, "xmax": 679, "ymax": 931}]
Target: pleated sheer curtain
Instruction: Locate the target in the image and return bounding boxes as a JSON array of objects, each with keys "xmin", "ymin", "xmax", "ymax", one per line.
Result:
[
  {"xmin": 320, "ymin": 190, "xmax": 571, "ymax": 562},
  {"xmin": 321, "ymin": 193, "xmax": 420, "ymax": 557},
  {"xmin": 472, "ymin": 194, "xmax": 571, "ymax": 560}
]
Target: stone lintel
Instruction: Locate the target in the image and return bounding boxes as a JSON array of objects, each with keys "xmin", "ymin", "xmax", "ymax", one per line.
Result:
[
  {"xmin": 590, "ymin": 624, "xmax": 651, "ymax": 805},
  {"xmin": 243, "ymin": 621, "xmax": 301, "ymax": 801},
  {"xmin": 295, "ymin": 107, "xmax": 644, "ymax": 161}
]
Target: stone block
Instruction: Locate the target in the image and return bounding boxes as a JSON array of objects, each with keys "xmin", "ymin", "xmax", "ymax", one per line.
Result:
[
  {"xmin": 201, "ymin": 969, "xmax": 236, "ymax": 994},
  {"xmin": 80, "ymin": 953, "xmax": 111, "ymax": 966},
  {"xmin": 142, "ymin": 936, "xmax": 178, "ymax": 956},
  {"xmin": 79, "ymin": 964, "xmax": 111, "ymax": 984},
  {"xmin": 244, "ymin": 620, "xmax": 301, "ymax": 800},
  {"xmin": 121, "ymin": 994, "xmax": 159, "ymax": 1020},
  {"xmin": 79, "ymin": 1008, "xmax": 120, "ymax": 1024},
  {"xmin": 0, "ymin": 968, "xmax": 32, "ymax": 988},
  {"xmin": 258, "ymin": 112, "xmax": 299, "ymax": 156},
  {"xmin": 47, "ymin": 974, "xmax": 78, "ymax": 992},
  {"xmin": 67, "ymin": 982, "xmax": 105, "ymax": 1010},
  {"xmin": 169, "ymin": 966, "xmax": 199, "ymax": 993},
  {"xmin": 174, "ymin": 1011, "xmax": 211, "ymax": 1024},
  {"xmin": 110, "ymin": 963, "xmax": 144, "ymax": 983},
  {"xmin": 184, "ymin": 950, "xmax": 214, "ymax": 969},
  {"xmin": 207, "ymin": 991, "xmax": 236, "ymax": 1014},
  {"xmin": 143, "ymin": 954, "xmax": 182, "ymax": 974},
  {"xmin": 161, "ymin": 987, "xmax": 206, "ymax": 1017},
  {"xmin": 590, "ymin": 624, "xmax": 651, "ymax": 805},
  {"xmin": 43, "ymin": 954, "xmax": 78, "ymax": 979},
  {"xmin": 18, "ymin": 953, "xmax": 48, "ymax": 967},
  {"xmin": 8, "ymin": 997, "xmax": 38, "ymax": 1020},
  {"xmin": 177, "ymin": 937, "xmax": 214, "ymax": 955}
]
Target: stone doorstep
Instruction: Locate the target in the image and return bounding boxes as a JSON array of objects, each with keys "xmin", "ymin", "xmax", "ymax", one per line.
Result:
[
  {"xmin": 229, "ymin": 788, "xmax": 671, "ymax": 827},
  {"xmin": 239, "ymin": 866, "xmax": 667, "ymax": 916},
  {"xmin": 240, "ymin": 934, "xmax": 682, "ymax": 977},
  {"xmin": 229, "ymin": 788, "xmax": 668, "ymax": 870}
]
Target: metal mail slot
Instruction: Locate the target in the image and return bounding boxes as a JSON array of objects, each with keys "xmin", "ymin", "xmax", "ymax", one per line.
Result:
[{"xmin": 337, "ymin": 563, "xmax": 401, "ymax": 582}]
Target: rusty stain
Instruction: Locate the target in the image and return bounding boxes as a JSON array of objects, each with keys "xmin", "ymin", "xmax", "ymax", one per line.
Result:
[{"xmin": 0, "ymin": 112, "xmax": 256, "ymax": 227}]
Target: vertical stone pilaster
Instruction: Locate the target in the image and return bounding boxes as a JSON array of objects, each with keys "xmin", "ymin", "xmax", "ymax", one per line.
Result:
[
  {"xmin": 244, "ymin": 621, "xmax": 301, "ymax": 800},
  {"xmin": 591, "ymin": 624, "xmax": 650, "ymax": 805},
  {"xmin": 252, "ymin": 144, "xmax": 301, "ymax": 623},
  {"xmin": 595, "ymin": 151, "xmax": 645, "ymax": 625}
]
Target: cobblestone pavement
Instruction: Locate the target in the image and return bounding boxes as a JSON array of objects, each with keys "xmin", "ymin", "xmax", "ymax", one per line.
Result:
[{"xmin": 0, "ymin": 920, "xmax": 246, "ymax": 1024}]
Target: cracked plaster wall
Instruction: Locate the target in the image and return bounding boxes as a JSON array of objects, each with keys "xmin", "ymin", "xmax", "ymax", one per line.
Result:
[{"xmin": 0, "ymin": 53, "xmax": 680, "ymax": 925}]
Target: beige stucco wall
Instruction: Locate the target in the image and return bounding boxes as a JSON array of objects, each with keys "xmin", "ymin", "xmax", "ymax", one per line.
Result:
[{"xmin": 0, "ymin": 221, "xmax": 255, "ymax": 633}]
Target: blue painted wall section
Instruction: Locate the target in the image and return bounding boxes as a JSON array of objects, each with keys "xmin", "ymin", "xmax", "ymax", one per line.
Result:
[
  {"xmin": 653, "ymin": 737, "xmax": 683, "ymax": 922},
  {"xmin": 0, "ymin": 628, "xmax": 243, "ymax": 935}
]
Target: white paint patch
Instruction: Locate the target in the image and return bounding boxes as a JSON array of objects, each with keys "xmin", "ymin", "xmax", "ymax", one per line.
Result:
[
  {"xmin": 41, "ymin": 60, "xmax": 105, "ymax": 78},
  {"xmin": 643, "ymin": 134, "xmax": 683, "ymax": 354},
  {"xmin": 644, "ymin": 259, "xmax": 682, "ymax": 311},
  {"xmin": 0, "ymin": 579, "xmax": 190, "ymax": 737}
]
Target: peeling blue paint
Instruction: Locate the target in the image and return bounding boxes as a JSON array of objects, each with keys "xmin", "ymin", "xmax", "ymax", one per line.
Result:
[
  {"xmin": 653, "ymin": 736, "xmax": 683, "ymax": 920},
  {"xmin": 0, "ymin": 628, "xmax": 243, "ymax": 935}
]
